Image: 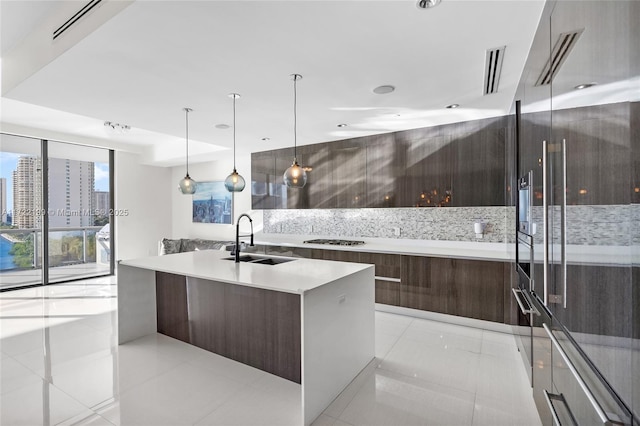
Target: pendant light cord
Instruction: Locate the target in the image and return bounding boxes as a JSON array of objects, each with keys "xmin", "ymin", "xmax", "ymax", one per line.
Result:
[
  {"xmin": 293, "ymin": 75, "xmax": 298, "ymax": 162},
  {"xmin": 184, "ymin": 108, "xmax": 191, "ymax": 176},
  {"xmin": 233, "ymin": 95, "xmax": 237, "ymax": 169}
]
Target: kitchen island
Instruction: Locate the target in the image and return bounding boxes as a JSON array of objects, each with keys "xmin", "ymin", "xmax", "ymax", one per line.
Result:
[{"xmin": 117, "ymin": 249, "xmax": 375, "ymax": 426}]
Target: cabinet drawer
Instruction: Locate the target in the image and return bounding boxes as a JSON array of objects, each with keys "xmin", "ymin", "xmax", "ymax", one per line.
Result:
[
  {"xmin": 360, "ymin": 252, "xmax": 401, "ymax": 280},
  {"xmin": 375, "ymin": 278, "xmax": 401, "ymax": 306}
]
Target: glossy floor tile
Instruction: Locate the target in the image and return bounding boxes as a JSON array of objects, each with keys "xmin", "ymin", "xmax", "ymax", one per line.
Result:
[{"xmin": 0, "ymin": 276, "xmax": 541, "ymax": 426}]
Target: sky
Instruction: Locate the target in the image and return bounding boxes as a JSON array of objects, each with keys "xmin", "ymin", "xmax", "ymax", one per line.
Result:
[{"xmin": 0, "ymin": 152, "xmax": 110, "ymax": 212}]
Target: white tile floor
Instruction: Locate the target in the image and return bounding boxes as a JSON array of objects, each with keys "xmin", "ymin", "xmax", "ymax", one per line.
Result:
[{"xmin": 0, "ymin": 276, "xmax": 541, "ymax": 426}]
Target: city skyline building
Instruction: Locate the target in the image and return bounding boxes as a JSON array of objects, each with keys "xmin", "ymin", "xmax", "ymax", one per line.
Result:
[
  {"xmin": 94, "ymin": 191, "xmax": 110, "ymax": 216},
  {"xmin": 48, "ymin": 158, "xmax": 95, "ymax": 227},
  {"xmin": 11, "ymin": 156, "xmax": 95, "ymax": 229},
  {"xmin": 12, "ymin": 157, "xmax": 42, "ymax": 229},
  {"xmin": 0, "ymin": 178, "xmax": 6, "ymax": 224}
]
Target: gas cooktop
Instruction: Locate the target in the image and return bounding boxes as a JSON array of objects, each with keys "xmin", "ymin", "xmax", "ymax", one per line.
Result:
[{"xmin": 303, "ymin": 239, "xmax": 365, "ymax": 246}]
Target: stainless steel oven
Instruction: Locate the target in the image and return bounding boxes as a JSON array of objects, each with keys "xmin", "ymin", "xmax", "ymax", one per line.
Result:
[
  {"xmin": 518, "ymin": 171, "xmax": 534, "ymax": 236},
  {"xmin": 513, "ymin": 170, "xmax": 537, "ymax": 386}
]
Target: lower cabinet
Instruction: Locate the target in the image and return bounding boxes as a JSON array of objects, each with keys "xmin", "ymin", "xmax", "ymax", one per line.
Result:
[
  {"xmin": 156, "ymin": 271, "xmax": 302, "ymax": 383},
  {"xmin": 262, "ymin": 245, "xmax": 509, "ymax": 323},
  {"xmin": 310, "ymin": 249, "xmax": 403, "ymax": 308},
  {"xmin": 401, "ymin": 256, "xmax": 506, "ymax": 322}
]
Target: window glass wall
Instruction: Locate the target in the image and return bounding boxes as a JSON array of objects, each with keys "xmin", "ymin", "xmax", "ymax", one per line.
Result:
[
  {"xmin": 0, "ymin": 134, "xmax": 113, "ymax": 290},
  {"xmin": 47, "ymin": 141, "xmax": 111, "ymax": 283},
  {"xmin": 0, "ymin": 134, "xmax": 43, "ymax": 289}
]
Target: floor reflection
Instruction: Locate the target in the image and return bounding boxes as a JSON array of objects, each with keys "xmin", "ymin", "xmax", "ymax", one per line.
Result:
[{"xmin": 1, "ymin": 276, "xmax": 541, "ymax": 426}]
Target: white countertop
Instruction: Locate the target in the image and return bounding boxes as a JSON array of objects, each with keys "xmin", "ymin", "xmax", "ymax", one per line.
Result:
[
  {"xmin": 254, "ymin": 233, "xmax": 515, "ymax": 262},
  {"xmin": 119, "ymin": 249, "xmax": 373, "ymax": 295},
  {"xmin": 254, "ymin": 233, "xmax": 639, "ymax": 265}
]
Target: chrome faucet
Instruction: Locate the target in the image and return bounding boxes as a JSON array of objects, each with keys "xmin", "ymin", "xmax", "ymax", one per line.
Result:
[{"xmin": 235, "ymin": 213, "xmax": 254, "ymax": 263}]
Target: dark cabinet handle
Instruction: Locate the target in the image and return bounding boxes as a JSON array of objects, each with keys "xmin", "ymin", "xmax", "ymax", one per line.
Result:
[
  {"xmin": 512, "ymin": 288, "xmax": 539, "ymax": 315},
  {"xmin": 543, "ymin": 140, "xmax": 549, "ymax": 305},
  {"xmin": 543, "ymin": 390, "xmax": 578, "ymax": 426},
  {"xmin": 561, "ymin": 139, "xmax": 567, "ymax": 309},
  {"xmin": 543, "ymin": 323, "xmax": 609, "ymax": 424},
  {"xmin": 375, "ymin": 276, "xmax": 401, "ymax": 283}
]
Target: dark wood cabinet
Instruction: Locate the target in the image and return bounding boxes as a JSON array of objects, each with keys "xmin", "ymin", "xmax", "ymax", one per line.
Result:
[
  {"xmin": 156, "ymin": 272, "xmax": 190, "ymax": 342},
  {"xmin": 303, "ymin": 145, "xmax": 336, "ymax": 209},
  {"xmin": 400, "ymin": 256, "xmax": 451, "ymax": 314},
  {"xmin": 252, "ymin": 116, "xmax": 511, "ymax": 209},
  {"xmin": 402, "ymin": 135, "xmax": 453, "ymax": 207},
  {"xmin": 365, "ymin": 134, "xmax": 405, "ymax": 208},
  {"xmin": 251, "ymin": 151, "xmax": 277, "ymax": 210},
  {"xmin": 401, "ymin": 256, "xmax": 505, "ymax": 322},
  {"xmin": 262, "ymin": 245, "xmax": 508, "ymax": 322},
  {"xmin": 264, "ymin": 245, "xmax": 313, "ymax": 258},
  {"xmin": 155, "ymin": 272, "xmax": 301, "ymax": 383},
  {"xmin": 360, "ymin": 252, "xmax": 401, "ymax": 280},
  {"xmin": 451, "ymin": 129, "xmax": 506, "ymax": 207},
  {"xmin": 334, "ymin": 144, "xmax": 366, "ymax": 208},
  {"xmin": 308, "ymin": 249, "xmax": 402, "ymax": 307},
  {"xmin": 553, "ymin": 104, "xmax": 632, "ymax": 206},
  {"xmin": 448, "ymin": 258, "xmax": 505, "ymax": 322}
]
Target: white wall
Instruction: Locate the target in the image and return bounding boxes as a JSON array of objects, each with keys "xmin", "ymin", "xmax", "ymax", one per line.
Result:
[
  {"xmin": 115, "ymin": 151, "xmax": 172, "ymax": 260},
  {"xmin": 171, "ymin": 153, "xmax": 262, "ymax": 240}
]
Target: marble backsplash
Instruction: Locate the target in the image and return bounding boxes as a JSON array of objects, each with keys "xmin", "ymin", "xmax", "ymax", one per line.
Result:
[
  {"xmin": 531, "ymin": 204, "xmax": 640, "ymax": 246},
  {"xmin": 263, "ymin": 207, "xmax": 514, "ymax": 243},
  {"xmin": 263, "ymin": 204, "xmax": 639, "ymax": 245}
]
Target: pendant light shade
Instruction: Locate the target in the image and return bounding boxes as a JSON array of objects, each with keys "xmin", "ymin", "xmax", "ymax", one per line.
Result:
[
  {"xmin": 283, "ymin": 161, "xmax": 307, "ymax": 188},
  {"xmin": 178, "ymin": 107, "xmax": 197, "ymax": 194},
  {"xmin": 224, "ymin": 169, "xmax": 245, "ymax": 192},
  {"xmin": 284, "ymin": 74, "xmax": 307, "ymax": 188},
  {"xmin": 225, "ymin": 93, "xmax": 246, "ymax": 192}
]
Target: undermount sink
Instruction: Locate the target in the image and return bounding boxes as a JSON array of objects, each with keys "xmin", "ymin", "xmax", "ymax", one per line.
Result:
[{"xmin": 222, "ymin": 255, "xmax": 296, "ymax": 265}]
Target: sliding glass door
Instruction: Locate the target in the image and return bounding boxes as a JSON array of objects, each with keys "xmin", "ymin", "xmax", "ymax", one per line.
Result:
[
  {"xmin": 0, "ymin": 134, "xmax": 43, "ymax": 290},
  {"xmin": 47, "ymin": 141, "xmax": 112, "ymax": 284},
  {"xmin": 0, "ymin": 134, "xmax": 114, "ymax": 290}
]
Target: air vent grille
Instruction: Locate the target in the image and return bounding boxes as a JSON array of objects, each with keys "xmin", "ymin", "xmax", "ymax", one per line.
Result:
[
  {"xmin": 535, "ymin": 29, "xmax": 583, "ymax": 86},
  {"xmin": 483, "ymin": 46, "xmax": 506, "ymax": 95},
  {"xmin": 53, "ymin": 0, "xmax": 102, "ymax": 40}
]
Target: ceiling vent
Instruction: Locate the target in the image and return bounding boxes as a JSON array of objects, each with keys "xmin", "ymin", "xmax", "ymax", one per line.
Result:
[
  {"xmin": 53, "ymin": 0, "xmax": 102, "ymax": 40},
  {"xmin": 535, "ymin": 29, "xmax": 583, "ymax": 86},
  {"xmin": 483, "ymin": 46, "xmax": 506, "ymax": 95}
]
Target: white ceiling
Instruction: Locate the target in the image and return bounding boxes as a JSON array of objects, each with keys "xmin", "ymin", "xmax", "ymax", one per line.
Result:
[{"xmin": 0, "ymin": 0, "xmax": 545, "ymax": 167}]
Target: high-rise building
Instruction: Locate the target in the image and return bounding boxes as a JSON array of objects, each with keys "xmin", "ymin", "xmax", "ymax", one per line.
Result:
[
  {"xmin": 12, "ymin": 156, "xmax": 95, "ymax": 229},
  {"xmin": 0, "ymin": 178, "xmax": 6, "ymax": 224},
  {"xmin": 48, "ymin": 158, "xmax": 95, "ymax": 227},
  {"xmin": 12, "ymin": 157, "xmax": 42, "ymax": 229},
  {"xmin": 93, "ymin": 191, "xmax": 110, "ymax": 216}
]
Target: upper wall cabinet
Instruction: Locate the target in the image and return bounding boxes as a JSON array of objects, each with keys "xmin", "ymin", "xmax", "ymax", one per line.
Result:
[
  {"xmin": 252, "ymin": 115, "xmax": 511, "ymax": 209},
  {"xmin": 365, "ymin": 133, "xmax": 405, "ymax": 208}
]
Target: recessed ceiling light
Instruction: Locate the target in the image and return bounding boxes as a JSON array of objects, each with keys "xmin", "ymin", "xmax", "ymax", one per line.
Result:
[
  {"xmin": 215, "ymin": 124, "xmax": 230, "ymax": 129},
  {"xmin": 373, "ymin": 85, "xmax": 395, "ymax": 95},
  {"xmin": 416, "ymin": 0, "xmax": 441, "ymax": 9},
  {"xmin": 574, "ymin": 82, "xmax": 597, "ymax": 90},
  {"xmin": 445, "ymin": 104, "xmax": 460, "ymax": 109},
  {"xmin": 261, "ymin": 137, "xmax": 270, "ymax": 141},
  {"xmin": 104, "ymin": 121, "xmax": 131, "ymax": 132},
  {"xmin": 337, "ymin": 123, "xmax": 348, "ymax": 128}
]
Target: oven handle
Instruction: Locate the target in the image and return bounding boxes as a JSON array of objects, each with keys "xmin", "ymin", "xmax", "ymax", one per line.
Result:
[
  {"xmin": 512, "ymin": 288, "xmax": 539, "ymax": 316},
  {"xmin": 544, "ymin": 390, "xmax": 578, "ymax": 426},
  {"xmin": 542, "ymin": 140, "xmax": 548, "ymax": 304},
  {"xmin": 543, "ymin": 323, "xmax": 609, "ymax": 424},
  {"xmin": 561, "ymin": 138, "xmax": 567, "ymax": 309}
]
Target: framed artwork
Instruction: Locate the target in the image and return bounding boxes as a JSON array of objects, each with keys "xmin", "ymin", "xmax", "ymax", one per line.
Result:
[{"xmin": 192, "ymin": 181, "xmax": 233, "ymax": 224}]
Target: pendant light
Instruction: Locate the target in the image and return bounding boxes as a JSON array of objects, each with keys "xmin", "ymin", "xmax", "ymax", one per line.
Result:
[
  {"xmin": 283, "ymin": 74, "xmax": 307, "ymax": 188},
  {"xmin": 224, "ymin": 93, "xmax": 246, "ymax": 192},
  {"xmin": 178, "ymin": 107, "xmax": 197, "ymax": 194}
]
